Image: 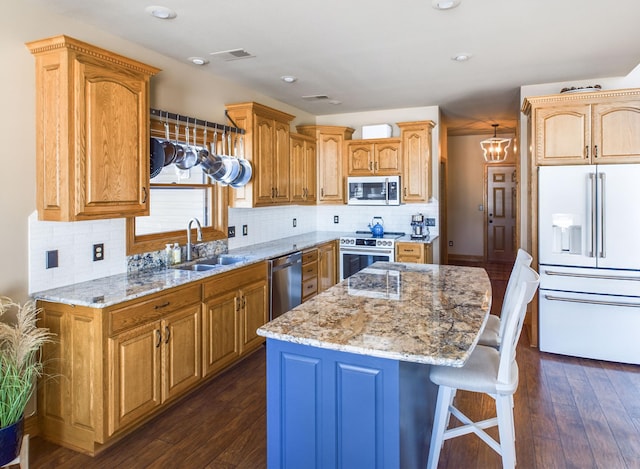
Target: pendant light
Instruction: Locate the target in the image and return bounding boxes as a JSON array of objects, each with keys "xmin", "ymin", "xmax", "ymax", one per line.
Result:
[{"xmin": 480, "ymin": 124, "xmax": 511, "ymax": 162}]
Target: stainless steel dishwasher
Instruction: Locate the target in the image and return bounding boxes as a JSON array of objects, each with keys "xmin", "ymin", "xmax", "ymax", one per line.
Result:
[{"xmin": 269, "ymin": 251, "xmax": 302, "ymax": 320}]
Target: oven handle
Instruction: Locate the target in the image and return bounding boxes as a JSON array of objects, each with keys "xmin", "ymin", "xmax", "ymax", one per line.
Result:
[{"xmin": 340, "ymin": 247, "xmax": 394, "ymax": 256}]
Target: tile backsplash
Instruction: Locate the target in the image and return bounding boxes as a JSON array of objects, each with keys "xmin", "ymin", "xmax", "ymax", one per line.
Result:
[{"xmin": 29, "ymin": 202, "xmax": 438, "ymax": 293}]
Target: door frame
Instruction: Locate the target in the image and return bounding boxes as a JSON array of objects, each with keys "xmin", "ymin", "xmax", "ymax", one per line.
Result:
[{"xmin": 484, "ymin": 163, "xmax": 518, "ymax": 263}]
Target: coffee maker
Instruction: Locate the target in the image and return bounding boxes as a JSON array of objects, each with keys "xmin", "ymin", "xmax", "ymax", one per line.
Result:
[{"xmin": 410, "ymin": 213, "xmax": 429, "ymax": 239}]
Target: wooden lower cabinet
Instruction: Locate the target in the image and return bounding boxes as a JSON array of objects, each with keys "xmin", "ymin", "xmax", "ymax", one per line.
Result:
[
  {"xmin": 108, "ymin": 303, "xmax": 201, "ymax": 435},
  {"xmin": 318, "ymin": 241, "xmax": 338, "ymax": 293},
  {"xmin": 395, "ymin": 242, "xmax": 433, "ymax": 264},
  {"xmin": 37, "ymin": 263, "xmax": 268, "ymax": 455},
  {"xmin": 302, "ymin": 248, "xmax": 319, "ymax": 302},
  {"xmin": 202, "ymin": 262, "xmax": 268, "ymax": 377}
]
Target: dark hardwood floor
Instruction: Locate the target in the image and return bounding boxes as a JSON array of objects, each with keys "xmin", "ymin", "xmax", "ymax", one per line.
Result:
[{"xmin": 25, "ymin": 262, "xmax": 640, "ymax": 468}]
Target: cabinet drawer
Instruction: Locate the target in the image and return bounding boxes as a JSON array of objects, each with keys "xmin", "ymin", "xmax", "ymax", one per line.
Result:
[
  {"xmin": 202, "ymin": 262, "xmax": 268, "ymax": 300},
  {"xmin": 302, "ymin": 262, "xmax": 318, "ymax": 279},
  {"xmin": 397, "ymin": 244, "xmax": 423, "ymax": 256},
  {"xmin": 109, "ymin": 284, "xmax": 201, "ymax": 335},
  {"xmin": 302, "ymin": 277, "xmax": 318, "ymax": 299},
  {"xmin": 302, "ymin": 250, "xmax": 318, "ymax": 264}
]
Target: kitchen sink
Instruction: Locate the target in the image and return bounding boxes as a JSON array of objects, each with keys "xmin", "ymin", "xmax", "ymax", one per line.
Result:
[{"xmin": 172, "ymin": 255, "xmax": 248, "ymax": 271}]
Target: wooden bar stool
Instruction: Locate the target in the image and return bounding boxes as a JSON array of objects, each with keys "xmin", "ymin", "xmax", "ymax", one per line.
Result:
[
  {"xmin": 427, "ymin": 266, "xmax": 539, "ymax": 469},
  {"xmin": 478, "ymin": 249, "xmax": 533, "ymax": 348}
]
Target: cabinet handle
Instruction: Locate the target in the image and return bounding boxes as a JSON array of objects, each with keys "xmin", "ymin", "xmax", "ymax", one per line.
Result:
[
  {"xmin": 242, "ymin": 296, "xmax": 246, "ymax": 309},
  {"xmin": 234, "ymin": 296, "xmax": 240, "ymax": 312},
  {"xmin": 594, "ymin": 145, "xmax": 598, "ymax": 158},
  {"xmin": 404, "ymin": 187, "xmax": 407, "ymax": 196},
  {"xmin": 164, "ymin": 325, "xmax": 171, "ymax": 344},
  {"xmin": 585, "ymin": 145, "xmax": 589, "ymax": 159},
  {"xmin": 375, "ymin": 161, "xmax": 379, "ymax": 171},
  {"xmin": 369, "ymin": 161, "xmax": 373, "ymax": 170},
  {"xmin": 154, "ymin": 301, "xmax": 170, "ymax": 310},
  {"xmin": 155, "ymin": 329, "xmax": 162, "ymax": 348},
  {"xmin": 321, "ymin": 188, "xmax": 324, "ymax": 197},
  {"xmin": 142, "ymin": 186, "xmax": 148, "ymax": 204}
]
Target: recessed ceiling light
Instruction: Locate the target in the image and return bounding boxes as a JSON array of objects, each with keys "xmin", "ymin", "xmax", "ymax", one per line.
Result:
[
  {"xmin": 281, "ymin": 75, "xmax": 297, "ymax": 83},
  {"xmin": 432, "ymin": 0, "xmax": 461, "ymax": 10},
  {"xmin": 452, "ymin": 53, "xmax": 472, "ymax": 62},
  {"xmin": 145, "ymin": 5, "xmax": 177, "ymax": 19},
  {"xmin": 188, "ymin": 57, "xmax": 209, "ymax": 66}
]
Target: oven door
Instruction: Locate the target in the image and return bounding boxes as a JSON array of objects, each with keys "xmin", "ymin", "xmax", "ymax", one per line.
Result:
[{"xmin": 339, "ymin": 246, "xmax": 395, "ymax": 280}]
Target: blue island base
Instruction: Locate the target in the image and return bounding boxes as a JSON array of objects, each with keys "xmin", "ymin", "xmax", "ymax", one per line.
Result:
[{"xmin": 266, "ymin": 339, "xmax": 438, "ymax": 469}]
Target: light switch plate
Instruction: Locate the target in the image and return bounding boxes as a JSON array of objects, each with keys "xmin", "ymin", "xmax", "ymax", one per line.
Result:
[{"xmin": 46, "ymin": 250, "xmax": 58, "ymax": 269}]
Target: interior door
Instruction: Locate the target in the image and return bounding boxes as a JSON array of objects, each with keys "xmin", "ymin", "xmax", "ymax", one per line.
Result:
[{"xmin": 486, "ymin": 165, "xmax": 516, "ymax": 262}]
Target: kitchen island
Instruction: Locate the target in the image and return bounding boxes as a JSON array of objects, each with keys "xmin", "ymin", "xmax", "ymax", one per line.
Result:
[{"xmin": 257, "ymin": 262, "xmax": 491, "ymax": 469}]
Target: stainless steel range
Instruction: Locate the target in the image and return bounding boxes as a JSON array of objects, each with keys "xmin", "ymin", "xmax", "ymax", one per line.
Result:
[{"xmin": 339, "ymin": 231, "xmax": 405, "ymax": 280}]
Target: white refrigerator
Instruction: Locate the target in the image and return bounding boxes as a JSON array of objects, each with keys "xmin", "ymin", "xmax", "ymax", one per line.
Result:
[{"xmin": 538, "ymin": 164, "xmax": 640, "ymax": 364}]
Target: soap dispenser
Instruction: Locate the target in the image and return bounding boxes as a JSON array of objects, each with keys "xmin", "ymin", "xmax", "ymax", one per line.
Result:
[{"xmin": 172, "ymin": 243, "xmax": 181, "ymax": 264}]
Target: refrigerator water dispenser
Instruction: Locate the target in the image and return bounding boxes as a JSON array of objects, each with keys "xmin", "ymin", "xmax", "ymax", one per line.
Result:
[{"xmin": 551, "ymin": 214, "xmax": 581, "ymax": 254}]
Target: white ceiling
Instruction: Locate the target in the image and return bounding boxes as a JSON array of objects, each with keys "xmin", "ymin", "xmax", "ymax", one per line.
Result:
[{"xmin": 25, "ymin": 0, "xmax": 640, "ymax": 134}]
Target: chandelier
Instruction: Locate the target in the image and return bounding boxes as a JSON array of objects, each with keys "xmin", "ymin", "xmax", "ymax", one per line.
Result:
[{"xmin": 480, "ymin": 124, "xmax": 511, "ymax": 162}]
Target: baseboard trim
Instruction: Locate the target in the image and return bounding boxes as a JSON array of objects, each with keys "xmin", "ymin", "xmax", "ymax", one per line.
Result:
[{"xmin": 447, "ymin": 254, "xmax": 484, "ymax": 263}]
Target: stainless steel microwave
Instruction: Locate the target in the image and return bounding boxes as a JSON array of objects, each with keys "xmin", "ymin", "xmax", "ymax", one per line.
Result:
[{"xmin": 346, "ymin": 176, "xmax": 400, "ymax": 205}]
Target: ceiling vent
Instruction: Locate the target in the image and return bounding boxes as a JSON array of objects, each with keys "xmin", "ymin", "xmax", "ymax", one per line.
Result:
[
  {"xmin": 302, "ymin": 94, "xmax": 330, "ymax": 101},
  {"xmin": 209, "ymin": 48, "xmax": 255, "ymax": 61}
]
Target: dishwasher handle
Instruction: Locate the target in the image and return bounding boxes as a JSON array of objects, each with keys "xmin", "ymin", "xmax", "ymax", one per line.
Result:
[{"xmin": 270, "ymin": 252, "xmax": 302, "ymax": 272}]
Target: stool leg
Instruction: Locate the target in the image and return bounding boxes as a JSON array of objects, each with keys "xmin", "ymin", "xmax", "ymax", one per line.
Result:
[
  {"xmin": 496, "ymin": 395, "xmax": 515, "ymax": 469},
  {"xmin": 427, "ymin": 385, "xmax": 455, "ymax": 469}
]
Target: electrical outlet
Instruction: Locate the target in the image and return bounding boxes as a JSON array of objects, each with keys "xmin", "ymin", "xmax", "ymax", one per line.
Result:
[
  {"xmin": 46, "ymin": 250, "xmax": 58, "ymax": 269},
  {"xmin": 333, "ymin": 215, "xmax": 339, "ymax": 224},
  {"xmin": 293, "ymin": 218, "xmax": 297, "ymax": 228},
  {"xmin": 228, "ymin": 226, "xmax": 236, "ymax": 238},
  {"xmin": 426, "ymin": 218, "xmax": 436, "ymax": 227},
  {"xmin": 242, "ymin": 225, "xmax": 248, "ymax": 236},
  {"xmin": 93, "ymin": 243, "xmax": 104, "ymax": 261},
  {"xmin": 448, "ymin": 241, "xmax": 453, "ymax": 246}
]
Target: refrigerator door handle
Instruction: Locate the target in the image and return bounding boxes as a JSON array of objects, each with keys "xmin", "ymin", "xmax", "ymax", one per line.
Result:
[
  {"xmin": 588, "ymin": 173, "xmax": 597, "ymax": 258},
  {"xmin": 598, "ymin": 172, "xmax": 606, "ymax": 259},
  {"xmin": 544, "ymin": 294, "xmax": 640, "ymax": 308},
  {"xmin": 543, "ymin": 269, "xmax": 640, "ymax": 281}
]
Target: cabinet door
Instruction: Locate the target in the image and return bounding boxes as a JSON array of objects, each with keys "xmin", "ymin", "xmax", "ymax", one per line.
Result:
[
  {"xmin": 304, "ymin": 140, "xmax": 317, "ymax": 202},
  {"xmin": 108, "ymin": 321, "xmax": 161, "ymax": 435},
  {"xmin": 592, "ymin": 100, "xmax": 640, "ymax": 163},
  {"xmin": 374, "ymin": 140, "xmax": 401, "ymax": 175},
  {"xmin": 347, "ymin": 142, "xmax": 374, "ymax": 176},
  {"xmin": 318, "ymin": 133, "xmax": 346, "ymax": 203},
  {"xmin": 399, "ymin": 122, "xmax": 433, "ymax": 203},
  {"xmin": 274, "ymin": 121, "xmax": 291, "ymax": 203},
  {"xmin": 533, "ymin": 104, "xmax": 591, "ymax": 165},
  {"xmin": 290, "ymin": 135, "xmax": 306, "ymax": 203},
  {"xmin": 255, "ymin": 115, "xmax": 276, "ymax": 205},
  {"xmin": 318, "ymin": 241, "xmax": 337, "ymax": 293},
  {"xmin": 240, "ymin": 277, "xmax": 269, "ymax": 354},
  {"xmin": 162, "ymin": 304, "xmax": 201, "ymax": 402},
  {"xmin": 202, "ymin": 290, "xmax": 240, "ymax": 377},
  {"xmin": 75, "ymin": 55, "xmax": 149, "ymax": 218}
]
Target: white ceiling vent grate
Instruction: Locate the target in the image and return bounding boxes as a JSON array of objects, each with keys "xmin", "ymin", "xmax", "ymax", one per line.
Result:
[
  {"xmin": 209, "ymin": 48, "xmax": 255, "ymax": 61},
  {"xmin": 302, "ymin": 94, "xmax": 330, "ymax": 101}
]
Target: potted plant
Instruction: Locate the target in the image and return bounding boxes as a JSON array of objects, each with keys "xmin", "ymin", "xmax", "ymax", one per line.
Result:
[{"xmin": 0, "ymin": 296, "xmax": 53, "ymax": 465}]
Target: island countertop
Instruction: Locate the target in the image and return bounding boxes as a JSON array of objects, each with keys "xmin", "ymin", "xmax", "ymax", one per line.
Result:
[{"xmin": 257, "ymin": 262, "xmax": 491, "ymax": 367}]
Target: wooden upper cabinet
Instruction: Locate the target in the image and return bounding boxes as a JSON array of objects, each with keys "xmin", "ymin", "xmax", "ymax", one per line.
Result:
[
  {"xmin": 523, "ymin": 89, "xmax": 640, "ymax": 165},
  {"xmin": 26, "ymin": 35, "xmax": 160, "ymax": 221},
  {"xmin": 398, "ymin": 121, "xmax": 435, "ymax": 203},
  {"xmin": 346, "ymin": 139, "xmax": 401, "ymax": 176},
  {"xmin": 297, "ymin": 125, "xmax": 354, "ymax": 204},
  {"xmin": 290, "ymin": 133, "xmax": 317, "ymax": 204},
  {"xmin": 225, "ymin": 102, "xmax": 294, "ymax": 208}
]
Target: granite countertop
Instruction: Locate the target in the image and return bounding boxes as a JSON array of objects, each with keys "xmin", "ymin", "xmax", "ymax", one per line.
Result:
[
  {"xmin": 257, "ymin": 261, "xmax": 491, "ymax": 367},
  {"xmin": 32, "ymin": 231, "xmax": 347, "ymax": 308},
  {"xmin": 397, "ymin": 234, "xmax": 438, "ymax": 244}
]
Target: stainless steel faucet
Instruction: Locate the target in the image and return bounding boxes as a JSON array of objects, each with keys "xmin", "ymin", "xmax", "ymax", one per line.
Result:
[{"xmin": 186, "ymin": 218, "xmax": 203, "ymax": 261}]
